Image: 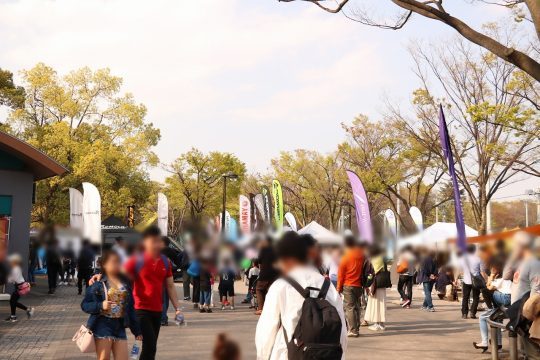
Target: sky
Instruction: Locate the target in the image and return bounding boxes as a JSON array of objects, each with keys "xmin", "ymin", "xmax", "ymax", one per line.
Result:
[{"xmin": 0, "ymin": 0, "xmax": 537, "ymax": 199}]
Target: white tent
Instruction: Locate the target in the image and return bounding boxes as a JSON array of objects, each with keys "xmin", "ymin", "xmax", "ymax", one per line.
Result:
[
  {"xmin": 298, "ymin": 221, "xmax": 343, "ymax": 246},
  {"xmin": 397, "ymin": 222, "xmax": 478, "ymax": 249}
]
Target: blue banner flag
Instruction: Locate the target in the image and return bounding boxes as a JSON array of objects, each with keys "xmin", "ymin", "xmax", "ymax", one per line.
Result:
[{"xmin": 438, "ymin": 105, "xmax": 467, "ymax": 251}]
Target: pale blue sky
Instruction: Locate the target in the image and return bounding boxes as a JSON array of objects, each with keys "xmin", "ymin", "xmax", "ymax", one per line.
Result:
[{"xmin": 0, "ymin": 0, "xmax": 537, "ymax": 198}]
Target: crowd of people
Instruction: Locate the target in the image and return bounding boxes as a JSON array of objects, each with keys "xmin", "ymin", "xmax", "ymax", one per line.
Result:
[{"xmin": 0, "ymin": 222, "xmax": 539, "ymax": 360}]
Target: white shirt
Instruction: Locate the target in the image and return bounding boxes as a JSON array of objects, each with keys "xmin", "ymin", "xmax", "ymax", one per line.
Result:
[
  {"xmin": 255, "ymin": 266, "xmax": 347, "ymax": 360},
  {"xmin": 491, "ymin": 278, "xmax": 512, "ymax": 295},
  {"xmin": 249, "ymin": 267, "xmax": 260, "ymax": 278},
  {"xmin": 8, "ymin": 266, "xmax": 25, "ymax": 284},
  {"xmin": 459, "ymin": 254, "xmax": 481, "ymax": 285}
]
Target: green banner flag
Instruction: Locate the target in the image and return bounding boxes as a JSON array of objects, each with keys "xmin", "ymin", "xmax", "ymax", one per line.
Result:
[{"xmin": 272, "ymin": 179, "xmax": 284, "ymax": 231}]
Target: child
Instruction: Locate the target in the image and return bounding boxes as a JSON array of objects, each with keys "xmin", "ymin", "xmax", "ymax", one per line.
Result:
[
  {"xmin": 199, "ymin": 259, "xmax": 213, "ymax": 313},
  {"xmin": 5, "ymin": 254, "xmax": 34, "ymax": 322},
  {"xmin": 218, "ymin": 259, "xmax": 236, "ymax": 310},
  {"xmin": 213, "ymin": 333, "xmax": 240, "ymax": 360},
  {"xmin": 81, "ymin": 251, "xmax": 142, "ymax": 359}
]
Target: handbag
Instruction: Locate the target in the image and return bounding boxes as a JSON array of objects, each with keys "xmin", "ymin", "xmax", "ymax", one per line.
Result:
[
  {"xmin": 17, "ymin": 282, "xmax": 31, "ymax": 296},
  {"xmin": 375, "ymin": 261, "xmax": 392, "ymax": 289},
  {"xmin": 464, "ymin": 255, "xmax": 485, "ymax": 289},
  {"xmin": 72, "ymin": 325, "xmax": 95, "ymax": 353},
  {"xmin": 73, "ymin": 282, "xmax": 107, "ymax": 353}
]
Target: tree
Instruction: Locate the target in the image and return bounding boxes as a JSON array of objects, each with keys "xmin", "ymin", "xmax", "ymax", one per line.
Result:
[
  {"xmin": 278, "ymin": 0, "xmax": 540, "ymax": 82},
  {"xmin": 339, "ymin": 115, "xmax": 452, "ymax": 233},
  {"xmin": 4, "ymin": 63, "xmax": 160, "ymax": 224},
  {"xmin": 0, "ymin": 68, "xmax": 25, "ymax": 110},
  {"xmin": 270, "ymin": 150, "xmax": 350, "ymax": 230},
  {"xmin": 392, "ymin": 38, "xmax": 540, "ymax": 234},
  {"xmin": 165, "ymin": 148, "xmax": 246, "ymax": 223}
]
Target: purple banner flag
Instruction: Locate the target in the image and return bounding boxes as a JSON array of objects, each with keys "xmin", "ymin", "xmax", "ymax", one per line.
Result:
[
  {"xmin": 438, "ymin": 105, "xmax": 467, "ymax": 251},
  {"xmin": 346, "ymin": 170, "xmax": 373, "ymax": 243}
]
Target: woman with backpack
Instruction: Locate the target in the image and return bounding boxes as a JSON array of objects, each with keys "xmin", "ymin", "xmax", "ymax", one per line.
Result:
[
  {"xmin": 364, "ymin": 245, "xmax": 389, "ymax": 331},
  {"xmin": 5, "ymin": 254, "xmax": 34, "ymax": 322},
  {"xmin": 81, "ymin": 250, "xmax": 142, "ymax": 359}
]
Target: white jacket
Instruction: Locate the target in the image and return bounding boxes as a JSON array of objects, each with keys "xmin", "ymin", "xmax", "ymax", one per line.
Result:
[{"xmin": 255, "ymin": 266, "xmax": 347, "ymax": 360}]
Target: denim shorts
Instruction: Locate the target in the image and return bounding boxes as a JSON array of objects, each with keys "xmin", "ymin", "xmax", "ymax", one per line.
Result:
[{"xmin": 93, "ymin": 316, "xmax": 127, "ymax": 341}]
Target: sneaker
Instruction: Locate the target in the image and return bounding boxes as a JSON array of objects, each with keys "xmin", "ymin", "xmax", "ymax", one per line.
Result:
[
  {"xmin": 161, "ymin": 321, "xmax": 169, "ymax": 326},
  {"xmin": 378, "ymin": 324, "xmax": 386, "ymax": 331},
  {"xmin": 368, "ymin": 324, "xmax": 379, "ymax": 331},
  {"xmin": 4, "ymin": 316, "xmax": 17, "ymax": 322},
  {"xmin": 469, "ymin": 313, "xmax": 477, "ymax": 319},
  {"xmin": 206, "ymin": 308, "xmax": 213, "ymax": 313},
  {"xmin": 462, "ymin": 314, "xmax": 468, "ymax": 319},
  {"xmin": 360, "ymin": 320, "xmax": 369, "ymax": 327},
  {"xmin": 26, "ymin": 308, "xmax": 35, "ymax": 319},
  {"xmin": 401, "ymin": 299, "xmax": 411, "ymax": 308},
  {"xmin": 230, "ymin": 306, "xmax": 235, "ymax": 311},
  {"xmin": 221, "ymin": 304, "xmax": 225, "ymax": 310},
  {"xmin": 405, "ymin": 305, "xmax": 411, "ymax": 309},
  {"xmin": 199, "ymin": 308, "xmax": 206, "ymax": 313},
  {"xmin": 428, "ymin": 307, "xmax": 435, "ymax": 312},
  {"xmin": 183, "ymin": 297, "xmax": 191, "ymax": 301},
  {"xmin": 421, "ymin": 306, "xmax": 427, "ymax": 311},
  {"xmin": 347, "ymin": 331, "xmax": 359, "ymax": 338}
]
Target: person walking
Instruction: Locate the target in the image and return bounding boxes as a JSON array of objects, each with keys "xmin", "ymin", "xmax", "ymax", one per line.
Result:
[
  {"xmin": 417, "ymin": 248, "xmax": 438, "ymax": 313},
  {"xmin": 5, "ymin": 254, "xmax": 34, "ymax": 322},
  {"xmin": 124, "ymin": 226, "xmax": 183, "ymax": 360},
  {"xmin": 255, "ymin": 236, "xmax": 278, "ymax": 315},
  {"xmin": 255, "ymin": 232, "xmax": 347, "ymax": 360},
  {"xmin": 77, "ymin": 239, "xmax": 95, "ymax": 295},
  {"xmin": 396, "ymin": 246, "xmax": 415, "ymax": 308},
  {"xmin": 160, "ymin": 236, "xmax": 183, "ymax": 326},
  {"xmin": 199, "ymin": 258, "xmax": 213, "ymax": 313},
  {"xmin": 460, "ymin": 244, "xmax": 481, "ymax": 319},
  {"xmin": 364, "ymin": 246, "xmax": 389, "ymax": 331},
  {"xmin": 45, "ymin": 239, "xmax": 62, "ymax": 295},
  {"xmin": 336, "ymin": 235, "xmax": 364, "ymax": 337},
  {"xmin": 28, "ymin": 239, "xmax": 38, "ymax": 286},
  {"xmin": 179, "ymin": 249, "xmax": 191, "ymax": 301},
  {"xmin": 82, "ymin": 250, "xmax": 142, "ymax": 360}
]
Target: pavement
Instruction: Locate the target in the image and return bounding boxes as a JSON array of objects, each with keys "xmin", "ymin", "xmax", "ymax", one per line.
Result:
[{"xmin": 0, "ymin": 276, "xmax": 510, "ymax": 360}]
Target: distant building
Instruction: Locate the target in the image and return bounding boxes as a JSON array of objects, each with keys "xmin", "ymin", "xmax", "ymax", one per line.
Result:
[{"xmin": 0, "ymin": 131, "xmax": 67, "ymax": 273}]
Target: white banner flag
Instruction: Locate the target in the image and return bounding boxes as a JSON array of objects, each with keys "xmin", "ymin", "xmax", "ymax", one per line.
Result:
[
  {"xmin": 69, "ymin": 188, "xmax": 84, "ymax": 232},
  {"xmin": 239, "ymin": 195, "xmax": 251, "ymax": 234},
  {"xmin": 409, "ymin": 206, "xmax": 423, "ymax": 231},
  {"xmin": 82, "ymin": 182, "xmax": 101, "ymax": 245},
  {"xmin": 384, "ymin": 209, "xmax": 397, "ymax": 238},
  {"xmin": 284, "ymin": 212, "xmax": 297, "ymax": 231},
  {"xmin": 157, "ymin": 193, "xmax": 169, "ymax": 236}
]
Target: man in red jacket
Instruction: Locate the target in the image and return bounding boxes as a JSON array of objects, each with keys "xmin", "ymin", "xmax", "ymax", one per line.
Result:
[{"xmin": 337, "ymin": 235, "xmax": 364, "ymax": 337}]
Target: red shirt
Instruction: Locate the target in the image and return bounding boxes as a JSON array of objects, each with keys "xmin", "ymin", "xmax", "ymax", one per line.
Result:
[{"xmin": 125, "ymin": 253, "xmax": 173, "ymax": 312}]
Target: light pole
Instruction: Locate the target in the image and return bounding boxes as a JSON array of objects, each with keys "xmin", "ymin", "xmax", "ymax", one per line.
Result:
[
  {"xmin": 221, "ymin": 172, "xmax": 238, "ymax": 236},
  {"xmin": 525, "ymin": 188, "xmax": 540, "ymax": 226}
]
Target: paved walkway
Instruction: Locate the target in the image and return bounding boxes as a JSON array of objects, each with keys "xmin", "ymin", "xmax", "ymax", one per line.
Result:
[{"xmin": 0, "ymin": 277, "xmax": 508, "ymax": 359}]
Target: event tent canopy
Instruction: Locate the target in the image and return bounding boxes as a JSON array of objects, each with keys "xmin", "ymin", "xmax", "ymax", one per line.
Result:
[
  {"xmin": 298, "ymin": 221, "xmax": 343, "ymax": 246},
  {"xmin": 397, "ymin": 222, "xmax": 478, "ymax": 249}
]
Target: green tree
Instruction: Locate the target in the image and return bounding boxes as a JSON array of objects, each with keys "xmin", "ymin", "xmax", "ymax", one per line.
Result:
[
  {"xmin": 165, "ymin": 148, "xmax": 246, "ymax": 223},
  {"xmin": 4, "ymin": 63, "xmax": 160, "ymax": 224}
]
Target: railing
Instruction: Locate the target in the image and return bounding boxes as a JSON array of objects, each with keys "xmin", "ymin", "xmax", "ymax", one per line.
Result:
[{"xmin": 486, "ymin": 310, "xmax": 518, "ymax": 360}]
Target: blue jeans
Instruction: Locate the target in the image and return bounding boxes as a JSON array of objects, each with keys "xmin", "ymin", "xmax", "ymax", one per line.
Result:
[
  {"xmin": 161, "ymin": 286, "xmax": 169, "ymax": 323},
  {"xmin": 199, "ymin": 290, "xmax": 211, "ymax": 306},
  {"xmin": 422, "ymin": 282, "xmax": 434, "ymax": 309},
  {"xmin": 492, "ymin": 291, "xmax": 510, "ymax": 307},
  {"xmin": 479, "ymin": 308, "xmax": 501, "ymax": 344}
]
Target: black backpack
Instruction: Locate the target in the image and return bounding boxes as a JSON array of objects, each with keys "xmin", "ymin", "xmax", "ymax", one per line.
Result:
[{"xmin": 282, "ymin": 277, "xmax": 343, "ymax": 360}]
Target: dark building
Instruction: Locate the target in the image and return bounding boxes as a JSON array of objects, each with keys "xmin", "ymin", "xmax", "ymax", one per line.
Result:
[{"xmin": 0, "ymin": 131, "xmax": 67, "ymax": 273}]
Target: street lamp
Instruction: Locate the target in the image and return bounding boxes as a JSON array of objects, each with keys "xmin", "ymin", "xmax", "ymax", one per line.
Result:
[
  {"xmin": 525, "ymin": 188, "xmax": 540, "ymax": 226},
  {"xmin": 221, "ymin": 171, "xmax": 239, "ymax": 235}
]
